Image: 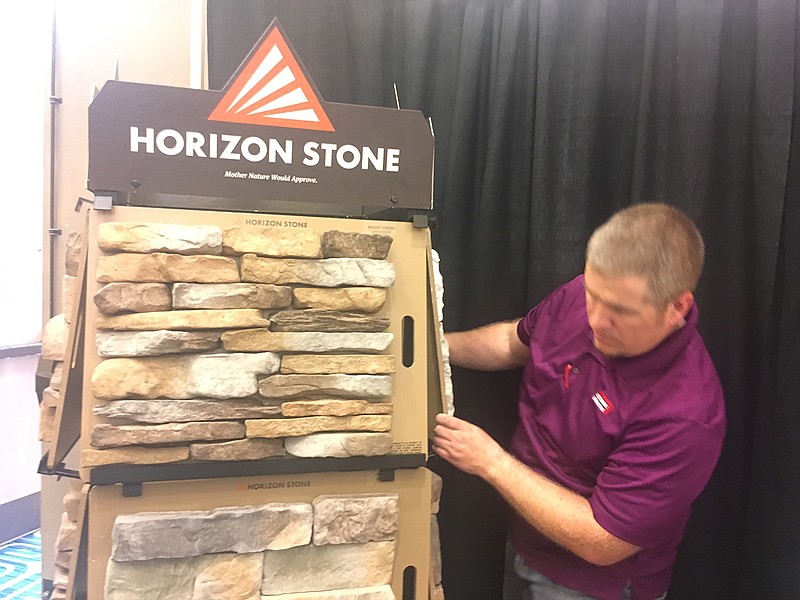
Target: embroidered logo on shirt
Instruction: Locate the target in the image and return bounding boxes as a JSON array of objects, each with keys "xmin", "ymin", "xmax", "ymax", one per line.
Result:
[{"xmin": 591, "ymin": 391, "xmax": 615, "ymax": 414}]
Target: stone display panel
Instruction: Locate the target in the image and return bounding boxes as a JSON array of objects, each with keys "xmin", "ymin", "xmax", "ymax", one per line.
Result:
[
  {"xmin": 81, "ymin": 207, "xmax": 430, "ymax": 472},
  {"xmin": 87, "ymin": 469, "xmax": 433, "ymax": 600}
]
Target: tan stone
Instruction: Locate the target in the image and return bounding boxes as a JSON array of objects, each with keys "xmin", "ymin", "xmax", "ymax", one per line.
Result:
[
  {"xmin": 42, "ymin": 314, "xmax": 69, "ymax": 361},
  {"xmin": 193, "ymin": 552, "xmax": 263, "ymax": 600},
  {"xmin": 94, "ymin": 282, "xmax": 172, "ymax": 315},
  {"xmin": 222, "ymin": 330, "xmax": 392, "ymax": 353},
  {"xmin": 54, "ymin": 548, "xmax": 71, "ymax": 570},
  {"xmin": 431, "ymin": 515, "xmax": 442, "ymax": 586},
  {"xmin": 81, "ymin": 446, "xmax": 189, "ymax": 467},
  {"xmin": 96, "ymin": 330, "xmax": 221, "ymax": 357},
  {"xmin": 94, "ymin": 398, "xmax": 282, "ymax": 423},
  {"xmin": 42, "ymin": 386, "xmax": 59, "ymax": 408},
  {"xmin": 268, "ymin": 309, "xmax": 390, "ymax": 332},
  {"xmin": 431, "ymin": 585, "xmax": 445, "ymax": 600},
  {"xmin": 280, "ymin": 355, "xmax": 396, "ymax": 375},
  {"xmin": 246, "ymin": 415, "xmax": 391, "ymax": 439},
  {"xmin": 431, "ymin": 470, "xmax": 443, "ymax": 514},
  {"xmin": 62, "ymin": 274, "xmax": 77, "ymax": 323},
  {"xmin": 172, "ymin": 282, "xmax": 291, "ymax": 309},
  {"xmin": 258, "ymin": 374, "xmax": 393, "ymax": 399},
  {"xmin": 261, "ymin": 586, "xmax": 396, "ymax": 600},
  {"xmin": 321, "ymin": 230, "xmax": 393, "ymax": 259},
  {"xmin": 105, "ymin": 555, "xmax": 214, "ymax": 600},
  {"xmin": 39, "ymin": 404, "xmax": 56, "ymax": 442},
  {"xmin": 65, "ymin": 231, "xmax": 83, "ymax": 276},
  {"xmin": 284, "ymin": 432, "xmax": 393, "ymax": 458},
  {"xmin": 98, "ymin": 222, "xmax": 223, "ymax": 255},
  {"xmin": 64, "ymin": 483, "xmax": 82, "ymax": 522},
  {"xmin": 223, "ymin": 226, "xmax": 321, "ymax": 258},
  {"xmin": 292, "ymin": 287, "xmax": 386, "ymax": 313},
  {"xmin": 96, "ymin": 252, "xmax": 239, "ymax": 283},
  {"xmin": 281, "ymin": 400, "xmax": 393, "ymax": 417},
  {"xmin": 55, "ymin": 512, "xmax": 77, "ymax": 551},
  {"xmin": 241, "ymin": 255, "xmax": 395, "ymax": 287},
  {"xmin": 313, "ymin": 494, "xmax": 399, "ymax": 545},
  {"xmin": 50, "ymin": 362, "xmax": 64, "ymax": 390},
  {"xmin": 190, "ymin": 438, "xmax": 286, "ymax": 461},
  {"xmin": 96, "ymin": 308, "xmax": 269, "ymax": 331},
  {"xmin": 91, "ymin": 421, "xmax": 245, "ymax": 448}
]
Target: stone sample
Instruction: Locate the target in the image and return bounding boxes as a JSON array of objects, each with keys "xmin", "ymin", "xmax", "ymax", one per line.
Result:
[
  {"xmin": 190, "ymin": 438, "xmax": 286, "ymax": 461},
  {"xmin": 65, "ymin": 231, "xmax": 83, "ymax": 277},
  {"xmin": 96, "ymin": 308, "xmax": 269, "ymax": 331},
  {"xmin": 261, "ymin": 541, "xmax": 395, "ymax": 595},
  {"xmin": 431, "ymin": 471, "xmax": 443, "ymax": 514},
  {"xmin": 81, "ymin": 446, "xmax": 189, "ymax": 467},
  {"xmin": 321, "ymin": 230, "xmax": 393, "ymax": 259},
  {"xmin": 42, "ymin": 386, "xmax": 59, "ymax": 408},
  {"xmin": 222, "ymin": 330, "xmax": 392, "ymax": 354},
  {"xmin": 95, "ymin": 330, "xmax": 221, "ymax": 357},
  {"xmin": 280, "ymin": 355, "xmax": 396, "ymax": 375},
  {"xmin": 223, "ymin": 226, "xmax": 321, "ymax": 258},
  {"xmin": 94, "ymin": 398, "xmax": 282, "ymax": 423},
  {"xmin": 172, "ymin": 282, "xmax": 291, "ymax": 310},
  {"xmin": 284, "ymin": 433, "xmax": 393, "ymax": 458},
  {"xmin": 50, "ymin": 362, "xmax": 64, "ymax": 390},
  {"xmin": 261, "ymin": 586, "xmax": 396, "ymax": 600},
  {"xmin": 240, "ymin": 255, "xmax": 395, "ymax": 288},
  {"xmin": 55, "ymin": 512, "xmax": 77, "ymax": 552},
  {"xmin": 258, "ymin": 374, "xmax": 393, "ymax": 399},
  {"xmin": 431, "ymin": 515, "xmax": 442, "ymax": 587},
  {"xmin": 98, "ymin": 222, "xmax": 223, "ymax": 255},
  {"xmin": 39, "ymin": 403, "xmax": 57, "ymax": 442},
  {"xmin": 246, "ymin": 415, "xmax": 391, "ymax": 439},
  {"xmin": 96, "ymin": 252, "xmax": 239, "ymax": 283},
  {"xmin": 312, "ymin": 494, "xmax": 399, "ymax": 545},
  {"xmin": 62, "ymin": 274, "xmax": 77, "ymax": 323},
  {"xmin": 94, "ymin": 282, "xmax": 172, "ymax": 314},
  {"xmin": 105, "ymin": 555, "xmax": 214, "ymax": 600},
  {"xmin": 42, "ymin": 314, "xmax": 69, "ymax": 361},
  {"xmin": 111, "ymin": 503, "xmax": 312, "ymax": 560},
  {"xmin": 269, "ymin": 310, "xmax": 390, "ymax": 332},
  {"xmin": 281, "ymin": 400, "xmax": 393, "ymax": 417},
  {"xmin": 90, "ymin": 421, "xmax": 245, "ymax": 448},
  {"xmin": 193, "ymin": 552, "xmax": 264, "ymax": 600},
  {"xmin": 292, "ymin": 288, "xmax": 386, "ymax": 312},
  {"xmin": 91, "ymin": 352, "xmax": 280, "ymax": 400},
  {"xmin": 431, "ymin": 585, "xmax": 445, "ymax": 600}
]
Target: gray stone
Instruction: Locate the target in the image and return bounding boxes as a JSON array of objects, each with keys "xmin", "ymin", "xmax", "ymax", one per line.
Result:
[
  {"xmin": 90, "ymin": 421, "xmax": 245, "ymax": 449},
  {"xmin": 94, "ymin": 398, "xmax": 282, "ymax": 423},
  {"xmin": 190, "ymin": 438, "xmax": 285, "ymax": 461},
  {"xmin": 258, "ymin": 374, "xmax": 393, "ymax": 399},
  {"xmin": 42, "ymin": 314, "xmax": 68, "ymax": 361},
  {"xmin": 98, "ymin": 222, "xmax": 223, "ymax": 255},
  {"xmin": 189, "ymin": 352, "xmax": 282, "ymax": 399},
  {"xmin": 222, "ymin": 226, "xmax": 321, "ymax": 258},
  {"xmin": 321, "ymin": 230, "xmax": 393, "ymax": 259},
  {"xmin": 246, "ymin": 415, "xmax": 391, "ymax": 439},
  {"xmin": 292, "ymin": 287, "xmax": 386, "ymax": 313},
  {"xmin": 111, "ymin": 503, "xmax": 312, "ymax": 561},
  {"xmin": 105, "ymin": 555, "xmax": 214, "ymax": 600},
  {"xmin": 312, "ymin": 494, "xmax": 399, "ymax": 545},
  {"xmin": 261, "ymin": 541, "xmax": 395, "ymax": 595},
  {"xmin": 268, "ymin": 310, "xmax": 390, "ymax": 332},
  {"xmin": 96, "ymin": 308, "xmax": 269, "ymax": 331},
  {"xmin": 94, "ymin": 282, "xmax": 172, "ymax": 315},
  {"xmin": 261, "ymin": 586, "xmax": 396, "ymax": 600},
  {"xmin": 431, "ymin": 515, "xmax": 442, "ymax": 586},
  {"xmin": 431, "ymin": 470, "xmax": 443, "ymax": 514},
  {"xmin": 285, "ymin": 433, "xmax": 393, "ymax": 458},
  {"xmin": 172, "ymin": 282, "xmax": 292, "ymax": 310},
  {"xmin": 65, "ymin": 231, "xmax": 83, "ymax": 277},
  {"xmin": 280, "ymin": 355, "xmax": 396, "ymax": 375},
  {"xmin": 81, "ymin": 446, "xmax": 189, "ymax": 467},
  {"xmin": 96, "ymin": 252, "xmax": 239, "ymax": 283},
  {"xmin": 240, "ymin": 255, "xmax": 395, "ymax": 288},
  {"xmin": 281, "ymin": 400, "xmax": 393, "ymax": 417},
  {"xmin": 222, "ymin": 330, "xmax": 392, "ymax": 354},
  {"xmin": 95, "ymin": 330, "xmax": 221, "ymax": 357}
]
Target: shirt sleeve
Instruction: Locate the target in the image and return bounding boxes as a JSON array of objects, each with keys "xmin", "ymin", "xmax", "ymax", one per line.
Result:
[{"xmin": 589, "ymin": 415, "xmax": 724, "ymax": 548}]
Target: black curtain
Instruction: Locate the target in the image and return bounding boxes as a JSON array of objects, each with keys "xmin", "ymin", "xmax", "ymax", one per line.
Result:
[{"xmin": 207, "ymin": 2, "xmax": 799, "ymax": 598}]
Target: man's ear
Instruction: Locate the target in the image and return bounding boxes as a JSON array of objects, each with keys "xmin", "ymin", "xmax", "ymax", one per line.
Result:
[{"xmin": 666, "ymin": 291, "xmax": 694, "ymax": 327}]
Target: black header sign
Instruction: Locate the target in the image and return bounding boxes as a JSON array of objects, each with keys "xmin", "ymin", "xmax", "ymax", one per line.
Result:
[{"xmin": 87, "ymin": 20, "xmax": 434, "ymax": 210}]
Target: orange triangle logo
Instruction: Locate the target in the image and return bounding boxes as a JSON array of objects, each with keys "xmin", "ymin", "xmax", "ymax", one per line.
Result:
[{"xmin": 209, "ymin": 21, "xmax": 334, "ymax": 132}]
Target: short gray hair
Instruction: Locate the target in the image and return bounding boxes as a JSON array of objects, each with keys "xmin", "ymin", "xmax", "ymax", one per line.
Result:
[{"xmin": 585, "ymin": 203, "xmax": 705, "ymax": 307}]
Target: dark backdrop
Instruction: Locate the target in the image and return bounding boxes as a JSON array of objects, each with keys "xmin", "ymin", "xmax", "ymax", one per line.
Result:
[{"xmin": 208, "ymin": 2, "xmax": 800, "ymax": 598}]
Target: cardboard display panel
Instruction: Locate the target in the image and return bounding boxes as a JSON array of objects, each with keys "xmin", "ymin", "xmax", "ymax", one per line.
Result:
[
  {"xmin": 87, "ymin": 469, "xmax": 431, "ymax": 599},
  {"xmin": 81, "ymin": 205, "xmax": 430, "ymax": 481}
]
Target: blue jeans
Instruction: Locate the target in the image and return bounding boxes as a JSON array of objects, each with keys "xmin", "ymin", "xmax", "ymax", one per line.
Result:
[{"xmin": 503, "ymin": 544, "xmax": 667, "ymax": 600}]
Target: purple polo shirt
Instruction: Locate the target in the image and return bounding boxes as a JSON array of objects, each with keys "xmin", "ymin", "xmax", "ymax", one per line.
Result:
[{"xmin": 509, "ymin": 275, "xmax": 725, "ymax": 600}]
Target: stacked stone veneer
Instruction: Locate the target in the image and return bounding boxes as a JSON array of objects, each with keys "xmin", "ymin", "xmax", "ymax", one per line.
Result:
[
  {"xmin": 104, "ymin": 493, "xmax": 399, "ymax": 600},
  {"xmin": 86, "ymin": 222, "xmax": 400, "ymax": 468}
]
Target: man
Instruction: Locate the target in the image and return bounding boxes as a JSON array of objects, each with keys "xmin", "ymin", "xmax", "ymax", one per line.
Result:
[{"xmin": 433, "ymin": 203, "xmax": 726, "ymax": 600}]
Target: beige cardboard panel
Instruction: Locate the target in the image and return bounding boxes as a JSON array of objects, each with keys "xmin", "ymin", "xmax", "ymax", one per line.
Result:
[
  {"xmin": 87, "ymin": 468, "xmax": 431, "ymax": 600},
  {"xmin": 82, "ymin": 206, "xmax": 431, "ymax": 476}
]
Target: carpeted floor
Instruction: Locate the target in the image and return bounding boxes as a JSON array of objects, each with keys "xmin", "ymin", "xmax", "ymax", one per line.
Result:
[{"xmin": 0, "ymin": 530, "xmax": 41, "ymax": 599}]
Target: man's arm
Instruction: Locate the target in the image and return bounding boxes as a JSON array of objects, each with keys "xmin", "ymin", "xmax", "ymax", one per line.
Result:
[
  {"xmin": 432, "ymin": 414, "xmax": 640, "ymax": 566},
  {"xmin": 445, "ymin": 320, "xmax": 530, "ymax": 371}
]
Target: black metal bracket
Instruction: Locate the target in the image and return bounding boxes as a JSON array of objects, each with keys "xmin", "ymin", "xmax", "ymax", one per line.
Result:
[
  {"xmin": 122, "ymin": 482, "xmax": 143, "ymax": 498},
  {"xmin": 378, "ymin": 469, "xmax": 396, "ymax": 482},
  {"xmin": 37, "ymin": 453, "xmax": 80, "ymax": 480}
]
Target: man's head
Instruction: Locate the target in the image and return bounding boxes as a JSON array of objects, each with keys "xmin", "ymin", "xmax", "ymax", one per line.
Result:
[{"xmin": 584, "ymin": 203, "xmax": 704, "ymax": 357}]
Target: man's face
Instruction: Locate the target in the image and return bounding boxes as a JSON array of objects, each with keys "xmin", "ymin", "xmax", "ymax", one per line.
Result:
[{"xmin": 583, "ymin": 265, "xmax": 687, "ymax": 358}]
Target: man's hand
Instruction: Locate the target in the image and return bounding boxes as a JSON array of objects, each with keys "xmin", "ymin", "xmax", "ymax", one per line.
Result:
[{"xmin": 432, "ymin": 413, "xmax": 507, "ymax": 478}]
